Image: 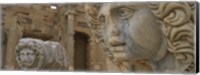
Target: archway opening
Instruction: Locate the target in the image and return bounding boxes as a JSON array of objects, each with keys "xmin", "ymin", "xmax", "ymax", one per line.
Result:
[{"xmin": 74, "ymin": 32, "xmax": 89, "ymax": 71}]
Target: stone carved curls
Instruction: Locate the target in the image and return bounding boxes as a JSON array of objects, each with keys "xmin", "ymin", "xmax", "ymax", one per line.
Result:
[
  {"xmin": 148, "ymin": 2, "xmax": 195, "ymax": 72},
  {"xmin": 86, "ymin": 2, "xmax": 195, "ymax": 73},
  {"xmin": 85, "ymin": 4, "xmax": 114, "ymax": 60}
]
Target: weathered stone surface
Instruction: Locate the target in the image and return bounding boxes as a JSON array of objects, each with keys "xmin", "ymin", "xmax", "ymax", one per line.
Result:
[
  {"xmin": 16, "ymin": 38, "xmax": 68, "ymax": 70},
  {"xmin": 1, "ymin": 2, "xmax": 196, "ymax": 73},
  {"xmin": 1, "ymin": 4, "xmax": 106, "ymax": 71},
  {"xmin": 85, "ymin": 2, "xmax": 195, "ymax": 73}
]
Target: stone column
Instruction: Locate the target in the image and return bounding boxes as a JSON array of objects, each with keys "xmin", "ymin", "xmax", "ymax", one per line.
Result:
[
  {"xmin": 0, "ymin": 5, "xmax": 2, "ymax": 69},
  {"xmin": 3, "ymin": 9, "xmax": 23, "ymax": 69},
  {"xmin": 65, "ymin": 8, "xmax": 76, "ymax": 71},
  {"xmin": 4, "ymin": 26, "xmax": 23, "ymax": 69}
]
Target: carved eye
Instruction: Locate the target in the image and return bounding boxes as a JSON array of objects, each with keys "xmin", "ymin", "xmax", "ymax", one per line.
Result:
[
  {"xmin": 99, "ymin": 15, "xmax": 106, "ymax": 23},
  {"xmin": 118, "ymin": 8, "xmax": 133, "ymax": 19}
]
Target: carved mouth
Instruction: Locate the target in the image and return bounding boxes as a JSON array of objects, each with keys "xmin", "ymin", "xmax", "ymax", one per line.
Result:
[
  {"xmin": 21, "ymin": 60, "xmax": 33, "ymax": 66},
  {"xmin": 22, "ymin": 63, "xmax": 33, "ymax": 67},
  {"xmin": 109, "ymin": 44, "xmax": 127, "ymax": 60},
  {"xmin": 109, "ymin": 43, "xmax": 126, "ymax": 52},
  {"xmin": 108, "ymin": 37, "xmax": 126, "ymax": 52}
]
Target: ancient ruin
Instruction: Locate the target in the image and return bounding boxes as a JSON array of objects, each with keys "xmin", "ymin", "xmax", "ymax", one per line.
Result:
[{"xmin": 0, "ymin": 2, "xmax": 196, "ymax": 73}]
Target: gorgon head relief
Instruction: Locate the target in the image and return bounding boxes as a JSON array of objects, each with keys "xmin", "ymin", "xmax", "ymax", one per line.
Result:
[{"xmin": 85, "ymin": 2, "xmax": 195, "ymax": 73}]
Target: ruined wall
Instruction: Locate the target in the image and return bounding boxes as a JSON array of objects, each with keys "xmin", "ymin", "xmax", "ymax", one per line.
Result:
[
  {"xmin": 0, "ymin": 2, "xmax": 196, "ymax": 73},
  {"xmin": 1, "ymin": 4, "xmax": 106, "ymax": 71},
  {"xmin": 2, "ymin": 4, "xmax": 61, "ymax": 69}
]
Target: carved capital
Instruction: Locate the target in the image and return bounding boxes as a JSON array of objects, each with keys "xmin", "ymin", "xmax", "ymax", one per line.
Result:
[{"xmin": 64, "ymin": 10, "xmax": 76, "ymax": 16}]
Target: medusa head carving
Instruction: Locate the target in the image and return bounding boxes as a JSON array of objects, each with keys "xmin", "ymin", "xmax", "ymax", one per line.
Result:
[
  {"xmin": 85, "ymin": 2, "xmax": 195, "ymax": 73},
  {"xmin": 16, "ymin": 38, "xmax": 69, "ymax": 70}
]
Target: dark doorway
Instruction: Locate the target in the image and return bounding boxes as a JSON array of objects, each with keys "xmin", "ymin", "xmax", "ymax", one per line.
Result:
[{"xmin": 74, "ymin": 32, "xmax": 89, "ymax": 71}]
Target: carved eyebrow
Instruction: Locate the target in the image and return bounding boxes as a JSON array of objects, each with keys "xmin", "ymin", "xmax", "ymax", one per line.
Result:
[
  {"xmin": 109, "ymin": 6, "xmax": 134, "ymax": 17},
  {"xmin": 110, "ymin": 3, "xmax": 149, "ymax": 11},
  {"xmin": 110, "ymin": 3, "xmax": 138, "ymax": 10},
  {"xmin": 109, "ymin": 5, "xmax": 138, "ymax": 15}
]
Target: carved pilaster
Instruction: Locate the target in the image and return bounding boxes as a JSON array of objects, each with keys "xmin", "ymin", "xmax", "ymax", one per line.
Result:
[
  {"xmin": 4, "ymin": 25, "xmax": 23, "ymax": 69},
  {"xmin": 65, "ymin": 8, "xmax": 76, "ymax": 71},
  {"xmin": 0, "ymin": 5, "xmax": 2, "ymax": 69}
]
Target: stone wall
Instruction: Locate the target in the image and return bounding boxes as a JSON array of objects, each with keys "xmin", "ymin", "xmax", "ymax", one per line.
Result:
[
  {"xmin": 0, "ymin": 2, "xmax": 196, "ymax": 73},
  {"xmin": 1, "ymin": 4, "xmax": 106, "ymax": 71}
]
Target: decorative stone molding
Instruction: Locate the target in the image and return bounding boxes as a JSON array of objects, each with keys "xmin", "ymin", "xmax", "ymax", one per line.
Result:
[{"xmin": 64, "ymin": 9, "xmax": 76, "ymax": 16}]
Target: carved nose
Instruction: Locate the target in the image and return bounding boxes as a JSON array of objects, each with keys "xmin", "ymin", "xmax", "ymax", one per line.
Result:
[
  {"xmin": 111, "ymin": 27, "xmax": 120, "ymax": 36},
  {"xmin": 109, "ymin": 24, "xmax": 126, "ymax": 46}
]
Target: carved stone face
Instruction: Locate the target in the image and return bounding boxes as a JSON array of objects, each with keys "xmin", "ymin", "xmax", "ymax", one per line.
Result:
[
  {"xmin": 18, "ymin": 48, "xmax": 36, "ymax": 67},
  {"xmin": 99, "ymin": 3, "xmax": 163, "ymax": 61}
]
